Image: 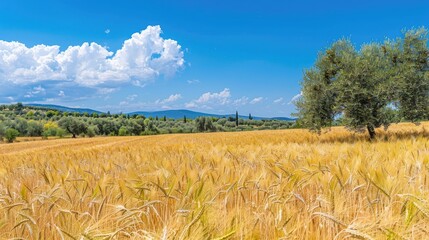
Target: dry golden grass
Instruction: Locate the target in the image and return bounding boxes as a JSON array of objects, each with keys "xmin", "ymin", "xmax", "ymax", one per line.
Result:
[{"xmin": 0, "ymin": 122, "xmax": 428, "ymax": 239}]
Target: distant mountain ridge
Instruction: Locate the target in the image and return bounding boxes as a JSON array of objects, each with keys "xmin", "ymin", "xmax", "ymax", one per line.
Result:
[
  {"xmin": 129, "ymin": 110, "xmax": 295, "ymax": 121},
  {"xmin": 26, "ymin": 103, "xmax": 296, "ymax": 121},
  {"xmin": 27, "ymin": 104, "xmax": 103, "ymax": 114}
]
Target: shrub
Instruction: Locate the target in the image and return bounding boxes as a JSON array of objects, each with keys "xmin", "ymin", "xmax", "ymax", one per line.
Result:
[
  {"xmin": 56, "ymin": 128, "xmax": 66, "ymax": 138},
  {"xmin": 118, "ymin": 126, "xmax": 129, "ymax": 136},
  {"xmin": 87, "ymin": 125, "xmax": 99, "ymax": 138},
  {"xmin": 4, "ymin": 128, "xmax": 19, "ymax": 143}
]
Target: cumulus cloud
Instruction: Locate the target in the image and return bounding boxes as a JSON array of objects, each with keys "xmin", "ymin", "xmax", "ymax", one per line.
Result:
[
  {"xmin": 156, "ymin": 93, "xmax": 182, "ymax": 104},
  {"xmin": 233, "ymin": 96, "xmax": 249, "ymax": 106},
  {"xmin": 58, "ymin": 90, "xmax": 65, "ymax": 97},
  {"xmin": 185, "ymin": 102, "xmax": 197, "ymax": 108},
  {"xmin": 250, "ymin": 97, "xmax": 263, "ymax": 104},
  {"xmin": 186, "ymin": 88, "xmax": 231, "ymax": 108},
  {"xmin": 196, "ymin": 88, "xmax": 230, "ymax": 104},
  {"xmin": 0, "ymin": 25, "xmax": 184, "ymax": 87}
]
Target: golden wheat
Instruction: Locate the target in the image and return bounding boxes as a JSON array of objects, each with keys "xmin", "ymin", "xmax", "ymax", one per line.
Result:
[{"xmin": 0, "ymin": 122, "xmax": 428, "ymax": 239}]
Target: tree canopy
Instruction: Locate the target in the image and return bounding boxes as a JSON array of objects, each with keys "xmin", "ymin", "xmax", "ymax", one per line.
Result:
[{"xmin": 295, "ymin": 28, "xmax": 429, "ymax": 139}]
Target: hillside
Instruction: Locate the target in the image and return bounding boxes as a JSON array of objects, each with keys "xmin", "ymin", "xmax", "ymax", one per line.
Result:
[
  {"xmin": 27, "ymin": 104, "xmax": 103, "ymax": 114},
  {"xmin": 0, "ymin": 103, "xmax": 296, "ymax": 141},
  {"xmin": 129, "ymin": 109, "xmax": 295, "ymax": 121},
  {"xmin": 26, "ymin": 103, "xmax": 295, "ymax": 120}
]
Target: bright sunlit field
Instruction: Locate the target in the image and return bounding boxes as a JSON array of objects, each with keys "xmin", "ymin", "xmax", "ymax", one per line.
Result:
[{"xmin": 1, "ymin": 123, "xmax": 429, "ymax": 239}]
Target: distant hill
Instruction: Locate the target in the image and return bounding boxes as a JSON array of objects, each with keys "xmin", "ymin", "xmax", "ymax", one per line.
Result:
[
  {"xmin": 129, "ymin": 109, "xmax": 296, "ymax": 121},
  {"xmin": 129, "ymin": 109, "xmax": 217, "ymax": 119},
  {"xmin": 26, "ymin": 104, "xmax": 103, "ymax": 114},
  {"xmin": 25, "ymin": 103, "xmax": 295, "ymax": 121}
]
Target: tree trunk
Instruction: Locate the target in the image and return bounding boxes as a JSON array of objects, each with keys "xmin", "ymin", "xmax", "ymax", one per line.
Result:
[
  {"xmin": 367, "ymin": 124, "xmax": 376, "ymax": 140},
  {"xmin": 67, "ymin": 126, "xmax": 76, "ymax": 138}
]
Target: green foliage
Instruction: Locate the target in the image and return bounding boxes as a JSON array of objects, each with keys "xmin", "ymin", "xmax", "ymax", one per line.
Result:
[
  {"xmin": 118, "ymin": 126, "xmax": 129, "ymax": 136},
  {"xmin": 26, "ymin": 111, "xmax": 35, "ymax": 118},
  {"xmin": 86, "ymin": 125, "xmax": 99, "ymax": 138},
  {"xmin": 58, "ymin": 117, "xmax": 87, "ymax": 138},
  {"xmin": 0, "ymin": 103, "xmax": 296, "ymax": 141},
  {"xmin": 296, "ymin": 28, "xmax": 429, "ymax": 139},
  {"xmin": 46, "ymin": 110, "xmax": 58, "ymax": 118},
  {"xmin": 4, "ymin": 128, "xmax": 19, "ymax": 143},
  {"xmin": 195, "ymin": 117, "xmax": 216, "ymax": 132},
  {"xmin": 27, "ymin": 121, "xmax": 44, "ymax": 137},
  {"xmin": 295, "ymin": 39, "xmax": 354, "ymax": 132},
  {"xmin": 335, "ymin": 43, "xmax": 392, "ymax": 138},
  {"xmin": 391, "ymin": 28, "xmax": 429, "ymax": 122},
  {"xmin": 0, "ymin": 124, "xmax": 5, "ymax": 142},
  {"xmin": 43, "ymin": 122, "xmax": 59, "ymax": 136},
  {"xmin": 56, "ymin": 128, "xmax": 66, "ymax": 138}
]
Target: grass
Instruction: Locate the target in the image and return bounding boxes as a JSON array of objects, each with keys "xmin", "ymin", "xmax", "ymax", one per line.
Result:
[{"xmin": 0, "ymin": 122, "xmax": 428, "ymax": 239}]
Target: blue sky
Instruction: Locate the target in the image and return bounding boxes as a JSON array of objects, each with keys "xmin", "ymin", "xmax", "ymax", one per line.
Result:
[{"xmin": 0, "ymin": 0, "xmax": 428, "ymax": 117}]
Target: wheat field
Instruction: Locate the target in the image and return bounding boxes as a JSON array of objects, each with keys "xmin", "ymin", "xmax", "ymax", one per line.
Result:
[{"xmin": 0, "ymin": 123, "xmax": 428, "ymax": 239}]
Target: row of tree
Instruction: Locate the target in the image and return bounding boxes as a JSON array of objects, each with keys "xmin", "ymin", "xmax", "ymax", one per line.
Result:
[
  {"xmin": 295, "ymin": 28, "xmax": 429, "ymax": 139},
  {"xmin": 0, "ymin": 106, "xmax": 295, "ymax": 142}
]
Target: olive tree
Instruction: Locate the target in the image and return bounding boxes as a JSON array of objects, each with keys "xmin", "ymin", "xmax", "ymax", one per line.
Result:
[
  {"xmin": 334, "ymin": 43, "xmax": 392, "ymax": 139},
  {"xmin": 391, "ymin": 28, "xmax": 429, "ymax": 121},
  {"xmin": 295, "ymin": 39, "xmax": 354, "ymax": 132},
  {"xmin": 295, "ymin": 28, "xmax": 429, "ymax": 140},
  {"xmin": 58, "ymin": 117, "xmax": 87, "ymax": 138}
]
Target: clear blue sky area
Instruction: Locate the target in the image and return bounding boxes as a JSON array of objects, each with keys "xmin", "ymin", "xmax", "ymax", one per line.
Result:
[{"xmin": 0, "ymin": 0, "xmax": 427, "ymax": 117}]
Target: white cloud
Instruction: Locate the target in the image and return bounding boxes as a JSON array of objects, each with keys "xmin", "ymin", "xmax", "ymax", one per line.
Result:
[
  {"xmin": 126, "ymin": 94, "xmax": 138, "ymax": 101},
  {"xmin": 196, "ymin": 88, "xmax": 230, "ymax": 104},
  {"xmin": 187, "ymin": 79, "xmax": 200, "ymax": 84},
  {"xmin": 156, "ymin": 93, "xmax": 182, "ymax": 104},
  {"xmin": 118, "ymin": 94, "xmax": 139, "ymax": 106},
  {"xmin": 105, "ymin": 29, "xmax": 110, "ymax": 34},
  {"xmin": 0, "ymin": 25, "xmax": 184, "ymax": 87},
  {"xmin": 273, "ymin": 97, "xmax": 283, "ymax": 104},
  {"xmin": 233, "ymin": 96, "xmax": 249, "ymax": 106},
  {"xmin": 288, "ymin": 92, "xmax": 302, "ymax": 105},
  {"xmin": 97, "ymin": 88, "xmax": 117, "ymax": 95},
  {"xmin": 24, "ymin": 85, "xmax": 46, "ymax": 98},
  {"xmin": 186, "ymin": 88, "xmax": 231, "ymax": 109},
  {"xmin": 32, "ymin": 85, "xmax": 45, "ymax": 94},
  {"xmin": 250, "ymin": 97, "xmax": 263, "ymax": 104},
  {"xmin": 185, "ymin": 102, "xmax": 197, "ymax": 108},
  {"xmin": 58, "ymin": 90, "xmax": 65, "ymax": 97}
]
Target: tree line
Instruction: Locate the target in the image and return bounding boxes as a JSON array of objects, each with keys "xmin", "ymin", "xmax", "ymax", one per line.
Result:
[
  {"xmin": 295, "ymin": 28, "xmax": 429, "ymax": 139},
  {"xmin": 0, "ymin": 104, "xmax": 295, "ymax": 143}
]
